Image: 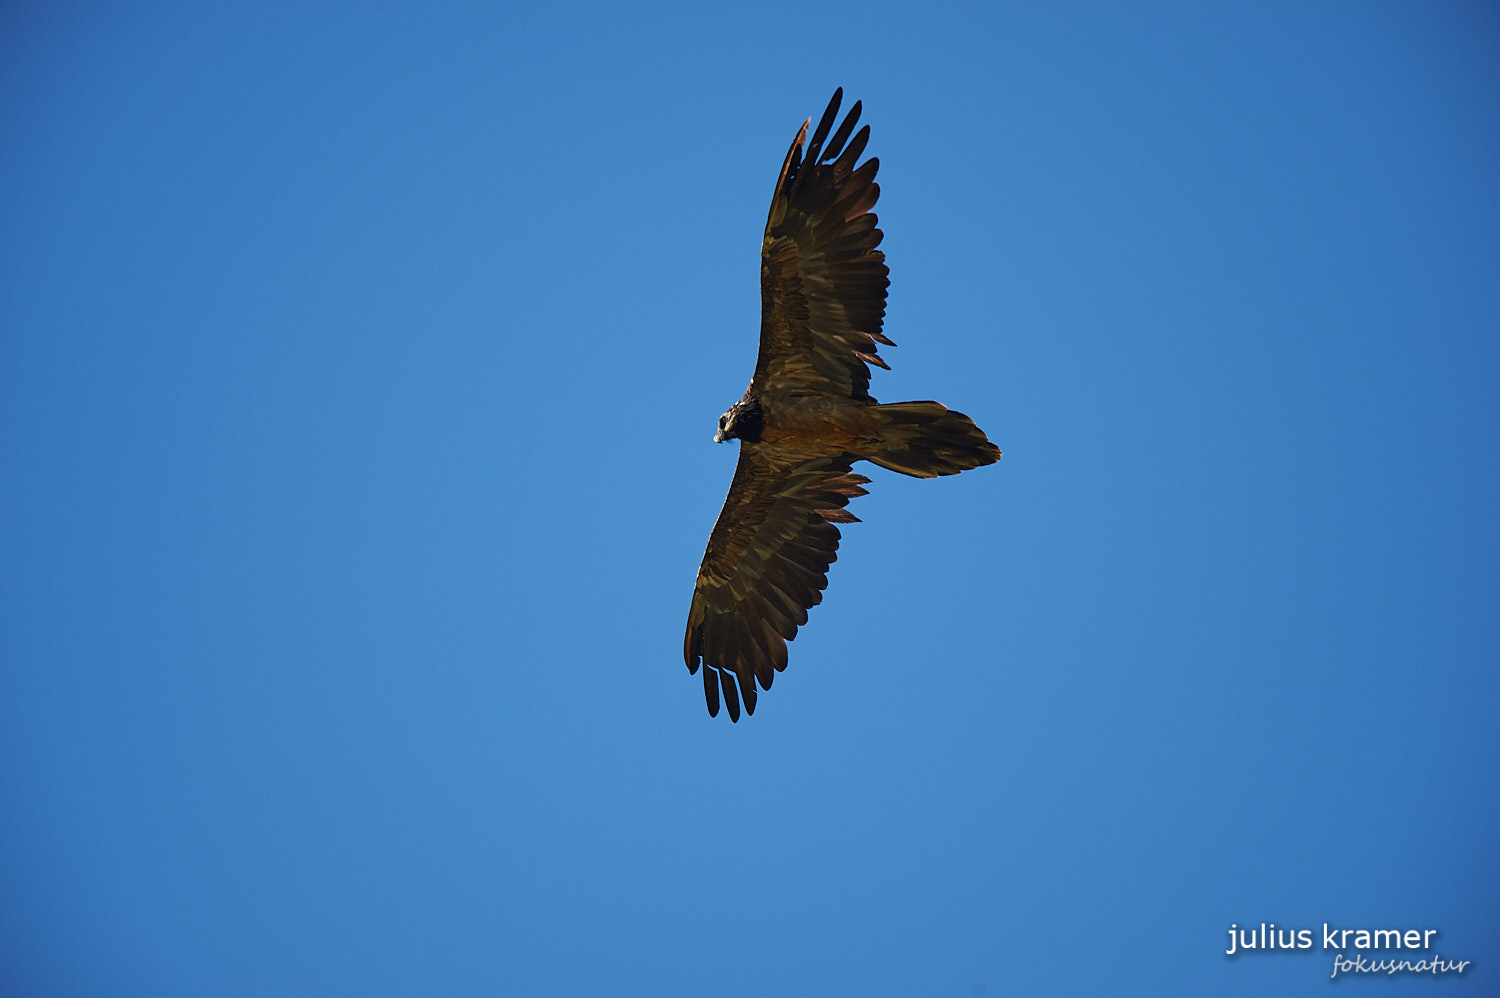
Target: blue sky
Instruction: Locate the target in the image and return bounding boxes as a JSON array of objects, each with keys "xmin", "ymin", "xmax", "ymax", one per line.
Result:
[{"xmin": 2, "ymin": 2, "xmax": 1497, "ymax": 995}]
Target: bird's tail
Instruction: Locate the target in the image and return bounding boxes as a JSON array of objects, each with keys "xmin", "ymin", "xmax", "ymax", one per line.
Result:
[{"xmin": 863, "ymin": 401, "xmax": 1001, "ymax": 478}]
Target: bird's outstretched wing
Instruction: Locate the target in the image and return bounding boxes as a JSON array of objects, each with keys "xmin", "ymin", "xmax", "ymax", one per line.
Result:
[
  {"xmin": 757, "ymin": 88, "xmax": 892, "ymax": 403},
  {"xmin": 684, "ymin": 447, "xmax": 870, "ymax": 721}
]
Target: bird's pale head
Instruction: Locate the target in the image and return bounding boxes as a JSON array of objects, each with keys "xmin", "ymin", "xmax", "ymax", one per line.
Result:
[{"xmin": 714, "ymin": 396, "xmax": 763, "ymax": 443}]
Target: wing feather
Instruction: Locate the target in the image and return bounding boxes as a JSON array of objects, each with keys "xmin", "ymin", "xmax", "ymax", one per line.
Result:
[
  {"xmin": 719, "ymin": 668, "xmax": 741, "ymax": 722},
  {"xmin": 702, "ymin": 664, "xmax": 720, "ymax": 718},
  {"xmin": 802, "ymin": 87, "xmax": 843, "ymax": 166},
  {"xmin": 684, "ymin": 448, "xmax": 867, "ymax": 720},
  {"xmin": 821, "ymin": 101, "xmax": 862, "ymax": 164},
  {"xmin": 833, "ymin": 124, "xmax": 870, "ymax": 173}
]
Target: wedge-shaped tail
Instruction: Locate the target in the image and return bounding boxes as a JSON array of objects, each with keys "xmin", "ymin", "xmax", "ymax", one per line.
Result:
[{"xmin": 864, "ymin": 401, "xmax": 1001, "ymax": 478}]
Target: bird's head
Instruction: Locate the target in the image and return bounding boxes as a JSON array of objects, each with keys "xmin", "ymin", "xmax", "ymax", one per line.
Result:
[{"xmin": 714, "ymin": 396, "xmax": 763, "ymax": 443}]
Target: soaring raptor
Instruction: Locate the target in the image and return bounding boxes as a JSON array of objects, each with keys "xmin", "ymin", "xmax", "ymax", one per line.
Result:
[{"xmin": 685, "ymin": 89, "xmax": 1001, "ymax": 721}]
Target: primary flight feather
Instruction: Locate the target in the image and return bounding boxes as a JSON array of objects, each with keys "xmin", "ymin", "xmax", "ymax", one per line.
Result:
[{"xmin": 684, "ymin": 89, "xmax": 1001, "ymax": 721}]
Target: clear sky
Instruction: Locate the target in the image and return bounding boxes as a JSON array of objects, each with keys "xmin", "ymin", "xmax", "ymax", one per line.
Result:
[{"xmin": 2, "ymin": 2, "xmax": 1497, "ymax": 995}]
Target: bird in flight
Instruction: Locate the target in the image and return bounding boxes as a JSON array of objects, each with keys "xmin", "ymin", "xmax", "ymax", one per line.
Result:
[{"xmin": 684, "ymin": 89, "xmax": 1001, "ymax": 721}]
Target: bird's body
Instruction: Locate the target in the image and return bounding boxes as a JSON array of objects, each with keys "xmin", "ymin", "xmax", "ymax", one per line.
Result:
[
  {"xmin": 746, "ymin": 390, "xmax": 866, "ymax": 455},
  {"xmin": 685, "ymin": 89, "xmax": 1001, "ymax": 721}
]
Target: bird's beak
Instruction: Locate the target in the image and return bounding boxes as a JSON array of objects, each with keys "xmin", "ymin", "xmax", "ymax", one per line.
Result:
[{"xmin": 713, "ymin": 431, "xmax": 727, "ymax": 443}]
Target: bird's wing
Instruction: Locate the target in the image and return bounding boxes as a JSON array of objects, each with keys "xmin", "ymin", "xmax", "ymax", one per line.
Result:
[
  {"xmin": 684, "ymin": 446, "xmax": 870, "ymax": 721},
  {"xmin": 756, "ymin": 88, "xmax": 892, "ymax": 403}
]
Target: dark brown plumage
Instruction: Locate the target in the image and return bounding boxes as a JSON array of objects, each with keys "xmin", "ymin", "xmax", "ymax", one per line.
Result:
[{"xmin": 684, "ymin": 89, "xmax": 1001, "ymax": 721}]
